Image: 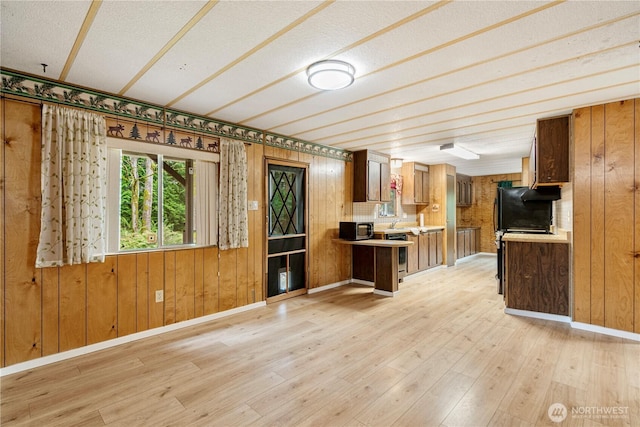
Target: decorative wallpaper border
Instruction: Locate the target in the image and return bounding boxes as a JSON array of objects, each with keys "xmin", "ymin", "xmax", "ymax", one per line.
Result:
[{"xmin": 1, "ymin": 68, "xmax": 351, "ymax": 161}]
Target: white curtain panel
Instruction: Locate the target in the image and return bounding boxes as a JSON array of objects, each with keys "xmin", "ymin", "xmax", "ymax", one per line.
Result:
[
  {"xmin": 36, "ymin": 104, "xmax": 107, "ymax": 267},
  {"xmin": 195, "ymin": 160, "xmax": 218, "ymax": 246},
  {"xmin": 218, "ymin": 138, "xmax": 248, "ymax": 250}
]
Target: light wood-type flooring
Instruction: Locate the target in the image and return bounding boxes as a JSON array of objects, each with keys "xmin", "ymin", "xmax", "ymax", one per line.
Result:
[{"xmin": 1, "ymin": 254, "xmax": 639, "ymax": 426}]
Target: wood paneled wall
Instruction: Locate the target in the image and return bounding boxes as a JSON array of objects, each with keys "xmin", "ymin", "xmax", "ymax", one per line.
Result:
[
  {"xmin": 457, "ymin": 173, "xmax": 523, "ymax": 253},
  {"xmin": 0, "ymin": 99, "xmax": 351, "ymax": 367},
  {"xmin": 263, "ymin": 146, "xmax": 352, "ymax": 289},
  {"xmin": 573, "ymin": 98, "xmax": 639, "ymax": 333}
]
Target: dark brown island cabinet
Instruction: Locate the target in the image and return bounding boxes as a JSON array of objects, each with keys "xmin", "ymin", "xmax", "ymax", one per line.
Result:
[
  {"xmin": 528, "ymin": 114, "xmax": 570, "ymax": 187},
  {"xmin": 352, "ymin": 149, "xmax": 391, "ymax": 203},
  {"xmin": 504, "ymin": 241, "xmax": 569, "ymax": 316}
]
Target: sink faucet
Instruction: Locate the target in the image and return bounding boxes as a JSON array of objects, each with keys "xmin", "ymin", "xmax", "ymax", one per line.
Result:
[{"xmin": 390, "ymin": 219, "xmax": 400, "ymax": 229}]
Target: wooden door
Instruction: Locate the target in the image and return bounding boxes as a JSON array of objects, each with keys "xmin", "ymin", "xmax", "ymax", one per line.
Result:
[
  {"xmin": 414, "ymin": 170, "xmax": 423, "ymax": 203},
  {"xmin": 407, "ymin": 235, "xmax": 419, "ymax": 274},
  {"xmin": 380, "ymin": 161, "xmax": 391, "ymax": 202},
  {"xmin": 435, "ymin": 231, "xmax": 443, "ymax": 265},
  {"xmin": 428, "ymin": 232, "xmax": 437, "ymax": 267},
  {"xmin": 367, "ymin": 160, "xmax": 381, "ymax": 201},
  {"xmin": 418, "ymin": 233, "xmax": 429, "ymax": 270},
  {"xmin": 266, "ymin": 160, "xmax": 308, "ymax": 303}
]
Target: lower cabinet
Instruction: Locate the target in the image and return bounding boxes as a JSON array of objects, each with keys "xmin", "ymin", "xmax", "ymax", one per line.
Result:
[
  {"xmin": 407, "ymin": 234, "xmax": 419, "ymax": 274},
  {"xmin": 456, "ymin": 227, "xmax": 480, "ymax": 259},
  {"xmin": 505, "ymin": 241, "xmax": 569, "ymax": 316},
  {"xmin": 352, "ymin": 246, "xmax": 375, "ymax": 282},
  {"xmin": 407, "ymin": 230, "xmax": 443, "ymax": 276}
]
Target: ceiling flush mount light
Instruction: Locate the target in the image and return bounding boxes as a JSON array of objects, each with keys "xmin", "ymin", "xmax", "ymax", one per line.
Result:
[
  {"xmin": 306, "ymin": 60, "xmax": 355, "ymax": 91},
  {"xmin": 440, "ymin": 143, "xmax": 479, "ymax": 160}
]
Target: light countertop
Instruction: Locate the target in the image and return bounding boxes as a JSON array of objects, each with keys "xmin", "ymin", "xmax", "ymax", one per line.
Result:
[
  {"xmin": 374, "ymin": 225, "xmax": 444, "ymax": 235},
  {"xmin": 333, "ymin": 239, "xmax": 414, "ymax": 247},
  {"xmin": 502, "ymin": 229, "xmax": 570, "ymax": 244}
]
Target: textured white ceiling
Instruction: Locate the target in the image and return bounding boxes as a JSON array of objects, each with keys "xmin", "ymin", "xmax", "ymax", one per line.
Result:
[{"xmin": 1, "ymin": 0, "xmax": 639, "ymax": 176}]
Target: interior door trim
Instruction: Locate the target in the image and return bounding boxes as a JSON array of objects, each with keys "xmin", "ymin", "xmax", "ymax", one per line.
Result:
[{"xmin": 264, "ymin": 158, "xmax": 309, "ymax": 303}]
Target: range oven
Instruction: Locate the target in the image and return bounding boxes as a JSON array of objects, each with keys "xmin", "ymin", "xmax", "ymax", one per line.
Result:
[{"xmin": 385, "ymin": 232, "xmax": 407, "ymax": 281}]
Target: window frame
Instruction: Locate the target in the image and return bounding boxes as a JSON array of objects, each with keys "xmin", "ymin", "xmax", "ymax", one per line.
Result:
[
  {"xmin": 106, "ymin": 137, "xmax": 219, "ymax": 254},
  {"xmin": 378, "ymin": 187, "xmax": 398, "ymax": 218}
]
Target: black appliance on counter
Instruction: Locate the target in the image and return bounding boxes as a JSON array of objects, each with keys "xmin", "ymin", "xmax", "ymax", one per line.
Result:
[
  {"xmin": 494, "ymin": 186, "xmax": 559, "ymax": 294},
  {"xmin": 339, "ymin": 221, "xmax": 374, "ymax": 241}
]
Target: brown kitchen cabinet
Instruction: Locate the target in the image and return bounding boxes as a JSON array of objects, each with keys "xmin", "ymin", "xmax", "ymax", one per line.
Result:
[
  {"xmin": 456, "ymin": 174, "xmax": 473, "ymax": 206},
  {"xmin": 407, "ymin": 234, "xmax": 419, "ymax": 274},
  {"xmin": 504, "ymin": 241, "xmax": 569, "ymax": 316},
  {"xmin": 434, "ymin": 230, "xmax": 443, "ymax": 265},
  {"xmin": 352, "ymin": 245, "xmax": 375, "ymax": 282},
  {"xmin": 456, "ymin": 227, "xmax": 479, "ymax": 259},
  {"xmin": 353, "ymin": 150, "xmax": 391, "ymax": 202},
  {"xmin": 418, "ymin": 232, "xmax": 429, "ymax": 270},
  {"xmin": 529, "ymin": 115, "xmax": 570, "ymax": 187},
  {"xmin": 406, "ymin": 229, "xmax": 443, "ymax": 275},
  {"xmin": 401, "ymin": 162, "xmax": 429, "ymax": 205}
]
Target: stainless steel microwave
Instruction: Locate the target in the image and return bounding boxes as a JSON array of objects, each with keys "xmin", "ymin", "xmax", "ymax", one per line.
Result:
[{"xmin": 339, "ymin": 221, "xmax": 374, "ymax": 240}]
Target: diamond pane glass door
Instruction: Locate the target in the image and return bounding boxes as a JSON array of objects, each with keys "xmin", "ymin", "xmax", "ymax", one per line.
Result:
[{"xmin": 266, "ymin": 163, "xmax": 307, "ymax": 301}]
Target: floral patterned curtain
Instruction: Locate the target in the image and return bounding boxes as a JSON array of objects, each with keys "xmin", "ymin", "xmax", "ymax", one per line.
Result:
[
  {"xmin": 36, "ymin": 104, "xmax": 107, "ymax": 267},
  {"xmin": 218, "ymin": 138, "xmax": 248, "ymax": 250},
  {"xmin": 195, "ymin": 160, "xmax": 218, "ymax": 246}
]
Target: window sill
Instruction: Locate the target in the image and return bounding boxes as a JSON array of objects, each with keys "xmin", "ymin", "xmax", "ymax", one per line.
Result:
[{"xmin": 106, "ymin": 244, "xmax": 218, "ymax": 256}]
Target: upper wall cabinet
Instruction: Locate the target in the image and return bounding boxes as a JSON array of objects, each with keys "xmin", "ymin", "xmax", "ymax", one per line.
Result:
[
  {"xmin": 529, "ymin": 115, "xmax": 570, "ymax": 187},
  {"xmin": 353, "ymin": 150, "xmax": 391, "ymax": 202},
  {"xmin": 456, "ymin": 174, "xmax": 473, "ymax": 206},
  {"xmin": 401, "ymin": 162, "xmax": 429, "ymax": 205}
]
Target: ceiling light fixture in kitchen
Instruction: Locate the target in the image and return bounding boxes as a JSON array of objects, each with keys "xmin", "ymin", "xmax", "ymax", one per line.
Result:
[
  {"xmin": 439, "ymin": 143, "xmax": 479, "ymax": 160},
  {"xmin": 306, "ymin": 60, "xmax": 355, "ymax": 91}
]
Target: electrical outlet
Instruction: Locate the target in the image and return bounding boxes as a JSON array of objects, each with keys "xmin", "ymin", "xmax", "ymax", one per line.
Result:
[{"xmin": 155, "ymin": 290, "xmax": 164, "ymax": 303}]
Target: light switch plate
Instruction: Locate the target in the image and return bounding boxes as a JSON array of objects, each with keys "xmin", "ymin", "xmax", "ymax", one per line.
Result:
[{"xmin": 248, "ymin": 200, "xmax": 259, "ymax": 211}]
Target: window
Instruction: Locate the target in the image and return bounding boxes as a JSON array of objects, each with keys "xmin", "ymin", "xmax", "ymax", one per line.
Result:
[
  {"xmin": 268, "ymin": 165, "xmax": 305, "ymax": 236},
  {"xmin": 378, "ymin": 189, "xmax": 397, "ymax": 217},
  {"xmin": 107, "ymin": 139, "xmax": 218, "ymax": 252}
]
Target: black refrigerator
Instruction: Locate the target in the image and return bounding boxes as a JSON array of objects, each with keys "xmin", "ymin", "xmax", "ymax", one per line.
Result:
[{"xmin": 495, "ymin": 186, "xmax": 558, "ymax": 294}]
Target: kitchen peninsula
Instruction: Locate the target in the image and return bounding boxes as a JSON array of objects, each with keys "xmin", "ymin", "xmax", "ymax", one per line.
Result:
[
  {"xmin": 502, "ymin": 230, "xmax": 570, "ymax": 317},
  {"xmin": 335, "ymin": 238, "xmax": 413, "ymax": 296}
]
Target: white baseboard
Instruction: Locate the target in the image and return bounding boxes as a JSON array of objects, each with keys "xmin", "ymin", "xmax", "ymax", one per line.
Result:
[
  {"xmin": 349, "ymin": 279, "xmax": 375, "ymax": 287},
  {"xmin": 478, "ymin": 252, "xmax": 497, "ymax": 256},
  {"xmin": 571, "ymin": 322, "xmax": 640, "ymax": 342},
  {"xmin": 404, "ymin": 265, "xmax": 445, "ymax": 279},
  {"xmin": 505, "ymin": 309, "xmax": 640, "ymax": 342},
  {"xmin": 504, "ymin": 308, "xmax": 571, "ymax": 323},
  {"xmin": 373, "ymin": 289, "xmax": 398, "ymax": 297},
  {"xmin": 307, "ymin": 279, "xmax": 351, "ymax": 294},
  {"xmin": 0, "ymin": 301, "xmax": 266, "ymax": 377}
]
